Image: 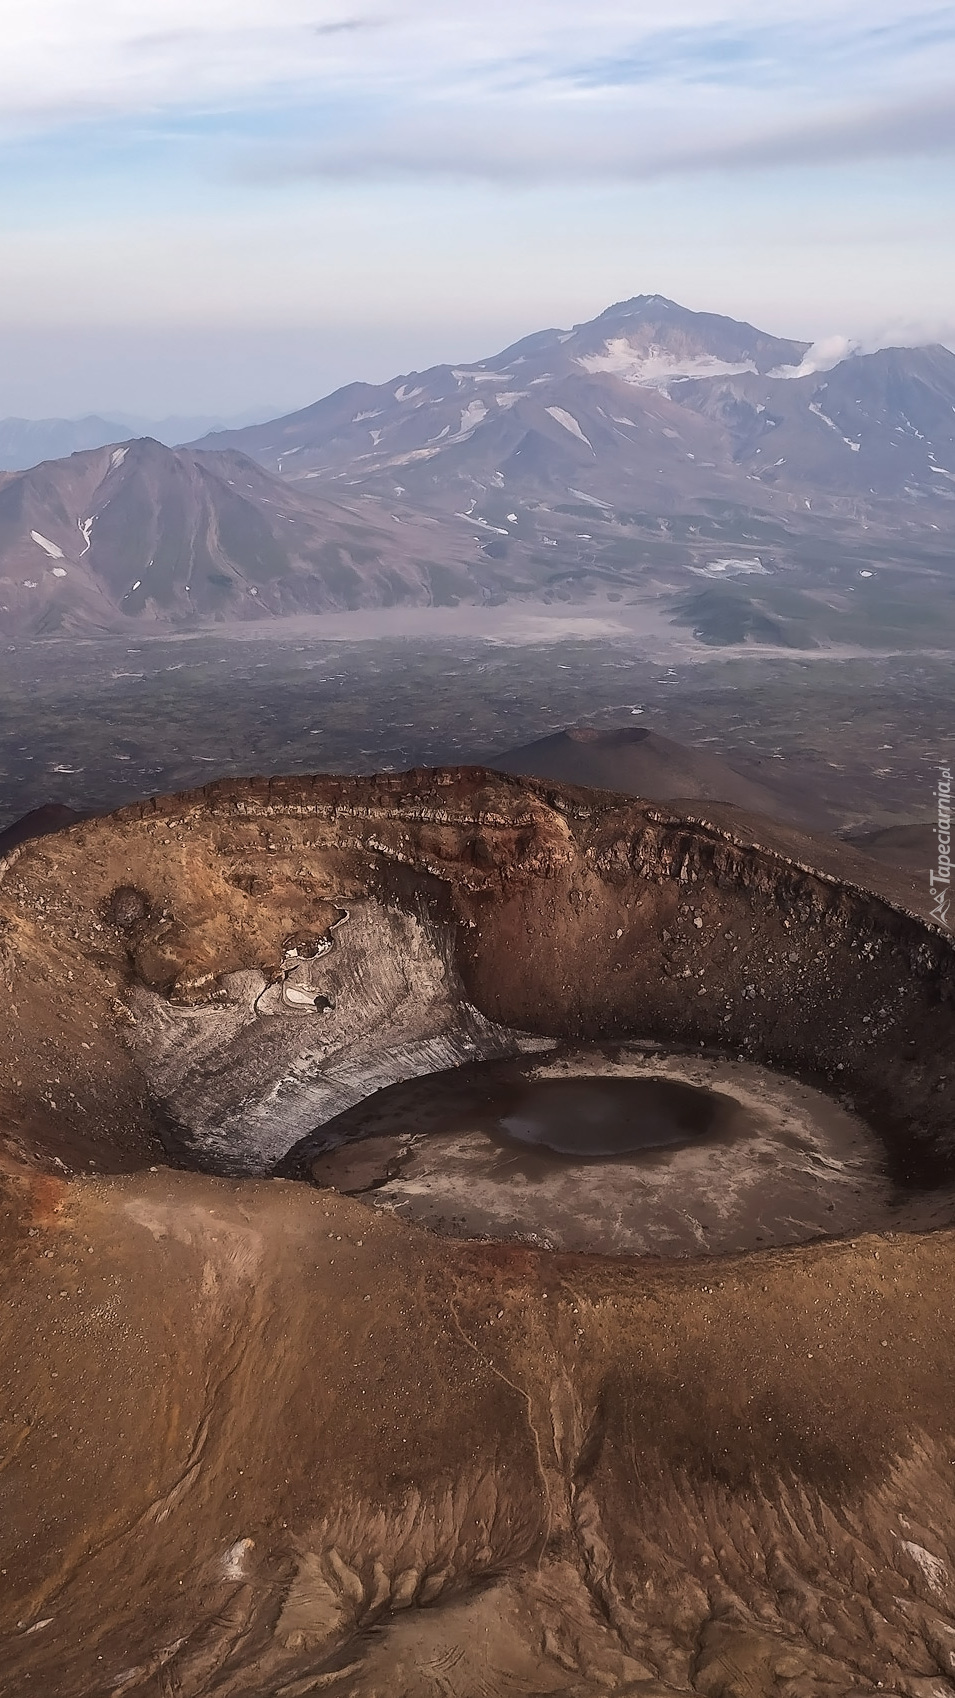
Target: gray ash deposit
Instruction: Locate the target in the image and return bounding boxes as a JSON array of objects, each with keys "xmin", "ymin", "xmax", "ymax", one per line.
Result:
[{"xmin": 279, "ymin": 1045, "xmax": 937, "ymax": 1259}]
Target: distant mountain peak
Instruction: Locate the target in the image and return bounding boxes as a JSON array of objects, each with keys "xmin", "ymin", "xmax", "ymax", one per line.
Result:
[
  {"xmin": 593, "ymin": 293, "xmax": 683, "ymax": 319},
  {"xmin": 0, "ymin": 437, "xmax": 484, "ymax": 636},
  {"xmin": 570, "ymin": 297, "xmax": 809, "ymax": 386},
  {"xmin": 486, "ymin": 724, "xmax": 829, "ymax": 828}
]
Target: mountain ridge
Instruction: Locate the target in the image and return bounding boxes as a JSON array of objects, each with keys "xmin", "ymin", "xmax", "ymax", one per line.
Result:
[
  {"xmin": 0, "ymin": 408, "xmax": 278, "ymax": 472},
  {"xmin": 188, "ymin": 296, "xmax": 955, "ymax": 537}
]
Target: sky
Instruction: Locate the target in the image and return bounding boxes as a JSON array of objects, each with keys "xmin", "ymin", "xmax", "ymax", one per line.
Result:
[{"xmin": 1, "ymin": 0, "xmax": 953, "ymax": 419}]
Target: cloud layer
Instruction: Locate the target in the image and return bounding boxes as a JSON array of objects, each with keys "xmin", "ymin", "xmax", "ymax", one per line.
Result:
[
  {"xmin": 0, "ymin": 2, "xmax": 952, "ymax": 415},
  {"xmin": 4, "ymin": 3, "xmax": 954, "ymax": 191},
  {"xmin": 3, "ymin": 2, "xmax": 955, "ymax": 167},
  {"xmin": 243, "ymin": 87, "xmax": 955, "ymax": 185}
]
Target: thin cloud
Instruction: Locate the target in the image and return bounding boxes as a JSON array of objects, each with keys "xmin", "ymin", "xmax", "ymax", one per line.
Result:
[
  {"xmin": 313, "ymin": 17, "xmax": 384, "ymax": 35},
  {"xmin": 243, "ymin": 87, "xmax": 955, "ymax": 185},
  {"xmin": 707, "ymin": 89, "xmax": 955, "ymax": 171},
  {"xmin": 0, "ymin": 1, "xmax": 951, "ymax": 131}
]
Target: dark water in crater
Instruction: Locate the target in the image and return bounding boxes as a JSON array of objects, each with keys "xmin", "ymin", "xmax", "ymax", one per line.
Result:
[
  {"xmin": 494, "ymin": 1076, "xmax": 723, "ymax": 1157},
  {"xmin": 283, "ymin": 1058, "xmax": 735, "ymax": 1185}
]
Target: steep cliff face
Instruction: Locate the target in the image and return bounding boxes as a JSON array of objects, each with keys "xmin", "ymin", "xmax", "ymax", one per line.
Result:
[{"xmin": 3, "ymin": 771, "xmax": 955, "ymax": 1697}]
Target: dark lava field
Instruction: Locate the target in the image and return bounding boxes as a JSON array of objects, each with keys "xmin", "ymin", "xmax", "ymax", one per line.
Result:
[{"xmin": 0, "ymin": 628, "xmax": 950, "ymax": 849}]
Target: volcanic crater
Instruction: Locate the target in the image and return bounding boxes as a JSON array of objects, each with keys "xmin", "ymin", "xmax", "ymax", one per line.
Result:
[{"xmin": 3, "ymin": 769, "xmax": 955, "ymax": 1697}]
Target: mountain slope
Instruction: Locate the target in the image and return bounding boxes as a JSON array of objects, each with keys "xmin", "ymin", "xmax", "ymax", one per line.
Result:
[
  {"xmin": 673, "ymin": 342, "xmax": 955, "ymax": 502},
  {"xmin": 0, "ymin": 438, "xmax": 483, "ymax": 636},
  {"xmin": 194, "ymin": 296, "xmax": 810, "ymax": 496},
  {"xmin": 485, "ymin": 725, "xmax": 832, "ymax": 829}
]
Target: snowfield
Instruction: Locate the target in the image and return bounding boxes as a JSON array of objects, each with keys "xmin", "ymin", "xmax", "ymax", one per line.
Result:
[{"xmin": 578, "ymin": 339, "xmax": 758, "ymax": 388}]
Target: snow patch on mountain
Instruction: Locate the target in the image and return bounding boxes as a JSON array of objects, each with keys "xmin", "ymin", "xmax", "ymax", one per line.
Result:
[
  {"xmin": 578, "ymin": 339, "xmax": 757, "ymax": 388},
  {"xmin": 30, "ymin": 530, "xmax": 64, "ymax": 559},
  {"xmin": 452, "ymin": 369, "xmax": 512, "ymax": 384},
  {"xmin": 453, "ymin": 401, "xmax": 488, "ymax": 438},
  {"xmin": 546, "ymin": 407, "xmax": 594, "ymax": 452},
  {"xmin": 809, "ymin": 402, "xmax": 858, "ymax": 447},
  {"xmin": 691, "ymin": 556, "xmax": 767, "ymax": 579}
]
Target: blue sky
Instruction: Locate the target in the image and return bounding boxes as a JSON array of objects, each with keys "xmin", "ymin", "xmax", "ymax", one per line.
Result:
[{"xmin": 1, "ymin": 0, "xmax": 953, "ymax": 417}]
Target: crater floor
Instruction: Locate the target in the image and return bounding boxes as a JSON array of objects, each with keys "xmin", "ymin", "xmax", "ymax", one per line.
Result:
[{"xmin": 286, "ymin": 1044, "xmax": 955, "ymax": 1257}]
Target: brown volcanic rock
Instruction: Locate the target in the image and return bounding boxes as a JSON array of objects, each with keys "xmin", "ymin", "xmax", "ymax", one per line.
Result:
[{"xmin": 2, "ymin": 769, "xmax": 955, "ymax": 1695}]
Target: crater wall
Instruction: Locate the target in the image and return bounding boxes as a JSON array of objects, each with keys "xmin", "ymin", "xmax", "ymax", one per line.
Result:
[{"xmin": 1, "ymin": 768, "xmax": 951, "ymax": 1181}]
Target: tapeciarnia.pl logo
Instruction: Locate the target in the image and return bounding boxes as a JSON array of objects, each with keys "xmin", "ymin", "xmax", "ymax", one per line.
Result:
[{"xmin": 930, "ymin": 766, "xmax": 951, "ymax": 928}]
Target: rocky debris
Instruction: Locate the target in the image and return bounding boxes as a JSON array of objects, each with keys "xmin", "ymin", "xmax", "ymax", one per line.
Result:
[
  {"xmin": 105, "ymin": 883, "xmax": 150, "ymax": 929},
  {"xmin": 0, "ymin": 765, "xmax": 952, "ymax": 1182}
]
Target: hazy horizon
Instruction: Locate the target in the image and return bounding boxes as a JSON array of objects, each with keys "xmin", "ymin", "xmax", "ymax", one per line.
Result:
[{"xmin": 2, "ymin": 298, "xmax": 955, "ymax": 426}]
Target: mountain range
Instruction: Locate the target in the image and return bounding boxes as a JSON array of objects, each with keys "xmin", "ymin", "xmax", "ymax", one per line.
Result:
[
  {"xmin": 1, "ymin": 295, "xmax": 953, "ymax": 638},
  {"xmin": 0, "ymin": 409, "xmax": 273, "ymax": 472}
]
